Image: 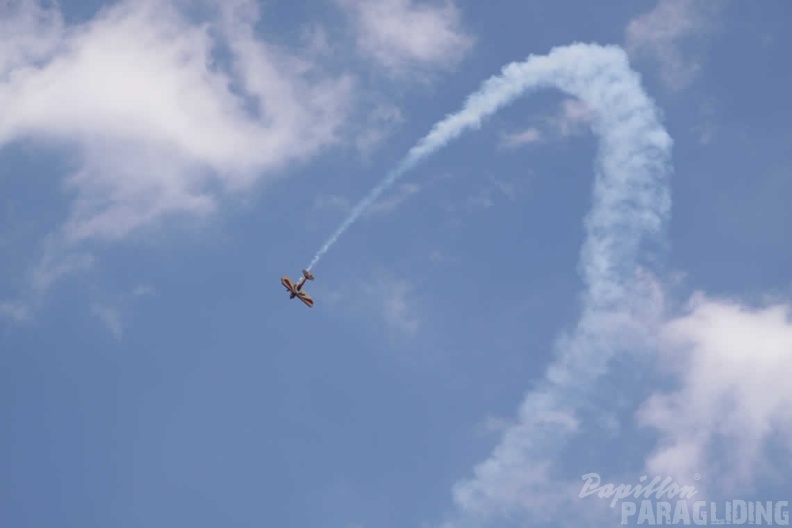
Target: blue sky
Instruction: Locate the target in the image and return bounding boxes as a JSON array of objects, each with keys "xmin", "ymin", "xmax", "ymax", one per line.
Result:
[{"xmin": 2, "ymin": 1, "xmax": 792, "ymax": 527}]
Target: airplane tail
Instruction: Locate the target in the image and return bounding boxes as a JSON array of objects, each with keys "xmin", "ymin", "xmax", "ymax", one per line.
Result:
[{"xmin": 302, "ymin": 269, "xmax": 315, "ymax": 281}]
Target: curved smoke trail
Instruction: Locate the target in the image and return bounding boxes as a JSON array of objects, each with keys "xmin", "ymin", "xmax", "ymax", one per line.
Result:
[
  {"xmin": 307, "ymin": 45, "xmax": 669, "ymax": 279},
  {"xmin": 442, "ymin": 45, "xmax": 670, "ymax": 526},
  {"xmin": 306, "ymin": 43, "xmax": 563, "ymax": 271},
  {"xmin": 310, "ymin": 43, "xmax": 673, "ymax": 526}
]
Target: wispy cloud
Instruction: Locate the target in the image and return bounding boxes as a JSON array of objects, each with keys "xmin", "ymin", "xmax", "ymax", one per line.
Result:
[
  {"xmin": 313, "ymin": 182, "xmax": 421, "ymax": 217},
  {"xmin": 367, "ymin": 183, "xmax": 421, "ymax": 215},
  {"xmin": 476, "ymin": 415, "xmax": 514, "ymax": 436},
  {"xmin": 0, "ymin": 240, "xmax": 95, "ymax": 323},
  {"xmin": 355, "ymin": 102, "xmax": 404, "ymax": 156},
  {"xmin": 0, "ymin": 301, "xmax": 30, "ymax": 323},
  {"xmin": 502, "ymin": 98, "xmax": 591, "ymax": 149},
  {"xmin": 0, "ymin": 0, "xmax": 63, "ymax": 74},
  {"xmin": 625, "ymin": 0, "xmax": 720, "ymax": 90},
  {"xmin": 91, "ymin": 302, "xmax": 123, "ymax": 340},
  {"xmin": 313, "ymin": 193, "xmax": 352, "ymax": 213},
  {"xmin": 325, "ymin": 273, "xmax": 422, "ymax": 337},
  {"xmin": 131, "ymin": 285, "xmax": 157, "ymax": 298},
  {"xmin": 376, "ymin": 277, "xmax": 421, "ymax": 336},
  {"xmin": 552, "ymin": 98, "xmax": 592, "ymax": 137},
  {"xmin": 500, "ymin": 127, "xmax": 542, "ymax": 148},
  {"xmin": 335, "ymin": 0, "xmax": 473, "ymax": 76},
  {"xmin": 459, "ymin": 173, "xmax": 525, "ymax": 213},
  {"xmin": 0, "ymin": 0, "xmax": 353, "ymax": 299},
  {"xmin": 88, "ymin": 283, "xmax": 158, "ymax": 340},
  {"xmin": 31, "ymin": 250, "xmax": 95, "ymax": 293},
  {"xmin": 693, "ymin": 98, "xmax": 717, "ymax": 144}
]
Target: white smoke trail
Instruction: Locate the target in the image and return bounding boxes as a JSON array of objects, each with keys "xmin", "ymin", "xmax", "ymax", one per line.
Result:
[
  {"xmin": 311, "ymin": 44, "xmax": 672, "ymax": 526},
  {"xmin": 307, "ymin": 161, "xmax": 413, "ymax": 271},
  {"xmin": 437, "ymin": 45, "xmax": 671, "ymax": 526},
  {"xmin": 311, "ymin": 42, "xmax": 672, "ymax": 526},
  {"xmin": 307, "ymin": 43, "xmax": 566, "ymax": 271}
]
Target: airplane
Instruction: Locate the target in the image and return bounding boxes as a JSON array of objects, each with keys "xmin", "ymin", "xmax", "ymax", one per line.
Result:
[{"xmin": 281, "ymin": 269, "xmax": 315, "ymax": 307}]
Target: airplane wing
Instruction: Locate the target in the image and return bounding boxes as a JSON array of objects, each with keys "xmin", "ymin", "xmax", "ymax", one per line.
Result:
[
  {"xmin": 281, "ymin": 276, "xmax": 298, "ymax": 294},
  {"xmin": 297, "ymin": 291, "xmax": 314, "ymax": 307}
]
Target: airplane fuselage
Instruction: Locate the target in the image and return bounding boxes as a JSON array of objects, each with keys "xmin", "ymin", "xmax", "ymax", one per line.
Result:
[{"xmin": 289, "ymin": 276, "xmax": 307, "ymax": 298}]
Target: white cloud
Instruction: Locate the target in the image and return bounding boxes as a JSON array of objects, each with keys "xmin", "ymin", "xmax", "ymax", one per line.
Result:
[
  {"xmin": 0, "ymin": 300, "xmax": 30, "ymax": 323},
  {"xmin": 370, "ymin": 277, "xmax": 421, "ymax": 336},
  {"xmin": 502, "ymin": 99, "xmax": 591, "ymax": 150},
  {"xmin": 0, "ymin": 0, "xmax": 63, "ymax": 75},
  {"xmin": 640, "ymin": 294, "xmax": 792, "ymax": 491},
  {"xmin": 427, "ymin": 249, "xmax": 454, "ymax": 265},
  {"xmin": 553, "ymin": 98, "xmax": 592, "ymax": 137},
  {"xmin": 91, "ymin": 302, "xmax": 123, "ymax": 340},
  {"xmin": 313, "ymin": 193, "xmax": 352, "ymax": 213},
  {"xmin": 87, "ymin": 283, "xmax": 159, "ymax": 339},
  {"xmin": 31, "ymin": 249, "xmax": 95, "ymax": 292},
  {"xmin": 693, "ymin": 99, "xmax": 717, "ymax": 145},
  {"xmin": 300, "ymin": 23, "xmax": 333, "ymax": 58},
  {"xmin": 326, "ymin": 273, "xmax": 422, "ymax": 336},
  {"xmin": 313, "ymin": 182, "xmax": 420, "ymax": 218},
  {"xmin": 336, "ymin": 0, "xmax": 473, "ymax": 75},
  {"xmin": 463, "ymin": 173, "xmax": 523, "ymax": 212},
  {"xmin": 367, "ymin": 182, "xmax": 421, "ymax": 215},
  {"xmin": 625, "ymin": 0, "xmax": 717, "ymax": 90},
  {"xmin": 476, "ymin": 415, "xmax": 514, "ymax": 436},
  {"xmin": 131, "ymin": 285, "xmax": 156, "ymax": 298},
  {"xmin": 0, "ymin": 0, "xmax": 353, "ymax": 293},
  {"xmin": 500, "ymin": 127, "xmax": 542, "ymax": 148},
  {"xmin": 465, "ymin": 187, "xmax": 494, "ymax": 210},
  {"xmin": 355, "ymin": 102, "xmax": 404, "ymax": 155}
]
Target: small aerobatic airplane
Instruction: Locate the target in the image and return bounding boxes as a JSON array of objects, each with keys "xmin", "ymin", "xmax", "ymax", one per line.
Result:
[{"xmin": 281, "ymin": 269, "xmax": 315, "ymax": 307}]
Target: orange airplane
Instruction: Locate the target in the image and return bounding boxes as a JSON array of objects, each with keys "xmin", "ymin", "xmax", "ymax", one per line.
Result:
[{"xmin": 281, "ymin": 269, "xmax": 315, "ymax": 307}]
